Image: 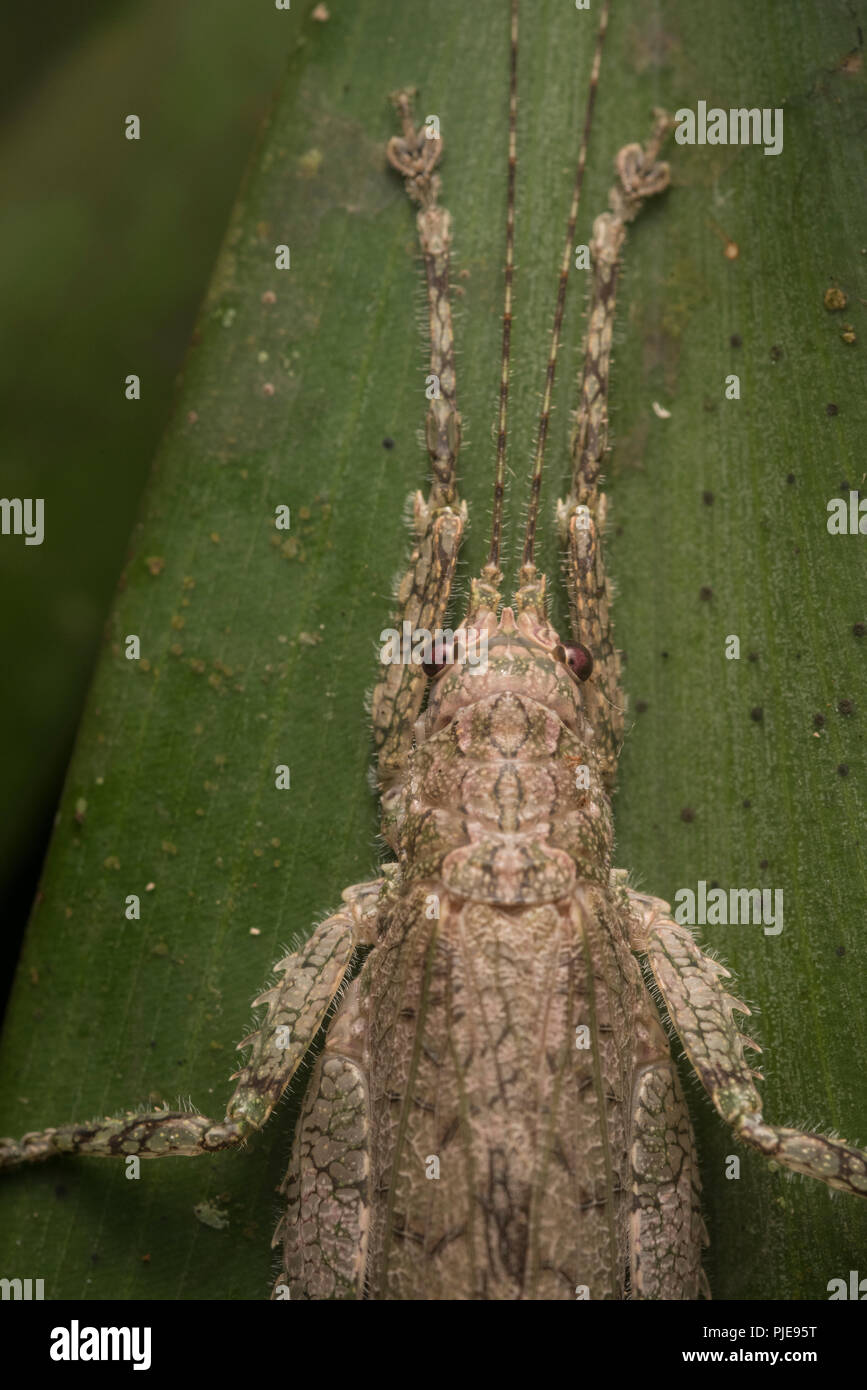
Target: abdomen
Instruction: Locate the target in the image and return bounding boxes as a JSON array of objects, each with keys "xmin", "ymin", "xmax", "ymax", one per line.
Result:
[{"xmin": 365, "ymin": 881, "xmax": 643, "ymax": 1299}]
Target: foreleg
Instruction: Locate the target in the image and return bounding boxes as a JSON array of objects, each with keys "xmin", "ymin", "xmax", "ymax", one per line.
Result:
[{"xmin": 559, "ymin": 115, "xmax": 671, "ymax": 783}]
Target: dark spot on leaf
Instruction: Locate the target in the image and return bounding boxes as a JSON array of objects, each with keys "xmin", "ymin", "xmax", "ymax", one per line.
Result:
[
  {"xmin": 750, "ymin": 706, "xmax": 763, "ymax": 722},
  {"xmin": 748, "ymin": 651, "xmax": 758, "ymax": 662},
  {"xmin": 661, "ymin": 650, "xmax": 669, "ymax": 659},
  {"xmin": 838, "ymin": 764, "xmax": 849, "ymax": 776},
  {"xmin": 836, "ymin": 946, "xmax": 846, "ymax": 957},
  {"xmin": 635, "ymin": 699, "xmax": 648, "ymax": 714},
  {"xmin": 853, "ymin": 622, "xmax": 866, "ymax": 637},
  {"xmin": 759, "ymin": 858, "xmax": 768, "ymax": 869},
  {"xmin": 729, "ymin": 333, "xmax": 742, "ymax": 348},
  {"xmin": 742, "ymin": 798, "xmax": 751, "ymax": 809},
  {"xmin": 680, "ymin": 807, "xmax": 695, "ymax": 823},
  {"xmin": 770, "ymin": 345, "xmax": 783, "ymax": 361},
  {"xmin": 702, "ymin": 490, "xmax": 714, "ymax": 505},
  {"xmin": 699, "ymin": 585, "xmax": 713, "ymax": 601},
  {"xmin": 786, "ymin": 473, "xmax": 796, "ymax": 484},
  {"xmin": 813, "ymin": 713, "xmax": 825, "ymax": 728},
  {"xmin": 826, "ymin": 403, "xmax": 839, "ymax": 416},
  {"xmin": 383, "ymin": 437, "xmax": 395, "ymax": 449},
  {"xmin": 838, "ymin": 698, "xmax": 854, "ymax": 716}
]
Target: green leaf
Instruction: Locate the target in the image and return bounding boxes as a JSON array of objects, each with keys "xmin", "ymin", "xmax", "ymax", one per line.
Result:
[
  {"xmin": 1, "ymin": 0, "xmax": 864, "ymax": 1300},
  {"xmin": 0, "ymin": 0, "xmax": 288, "ymax": 920}
]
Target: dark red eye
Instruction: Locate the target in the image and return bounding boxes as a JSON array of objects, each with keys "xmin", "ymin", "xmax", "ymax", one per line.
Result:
[
  {"xmin": 422, "ymin": 640, "xmax": 455, "ymax": 679},
  {"xmin": 557, "ymin": 641, "xmax": 594, "ymax": 682}
]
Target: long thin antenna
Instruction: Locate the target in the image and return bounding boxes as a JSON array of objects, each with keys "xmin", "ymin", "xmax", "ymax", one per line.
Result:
[
  {"xmin": 484, "ymin": 0, "xmax": 519, "ymax": 578},
  {"xmin": 520, "ymin": 0, "xmax": 610, "ymax": 574}
]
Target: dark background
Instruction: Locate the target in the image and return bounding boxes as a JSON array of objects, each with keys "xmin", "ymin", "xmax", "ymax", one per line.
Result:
[{"xmin": 0, "ymin": 1, "xmax": 285, "ymax": 1016}]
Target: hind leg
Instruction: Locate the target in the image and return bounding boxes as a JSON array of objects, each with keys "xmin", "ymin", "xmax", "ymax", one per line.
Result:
[
  {"xmin": 629, "ymin": 1058, "xmax": 708, "ymax": 1299},
  {"xmin": 272, "ymin": 976, "xmax": 371, "ymax": 1300}
]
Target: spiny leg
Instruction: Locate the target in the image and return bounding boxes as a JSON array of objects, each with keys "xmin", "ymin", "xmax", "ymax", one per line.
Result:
[
  {"xmin": 0, "ymin": 880, "xmax": 382, "ymax": 1168},
  {"xmin": 373, "ymin": 92, "xmax": 468, "ymax": 786},
  {"xmin": 270, "ymin": 33, "xmax": 521, "ymax": 1299},
  {"xmin": 614, "ymin": 862, "xmax": 708, "ymax": 1300},
  {"xmin": 558, "ymin": 114, "xmax": 671, "ymax": 784},
  {"xmin": 629, "ymin": 1060, "xmax": 708, "ymax": 1300},
  {"xmin": 566, "ymin": 115, "xmax": 672, "ymax": 520},
  {"xmin": 269, "ymin": 90, "xmax": 482, "ymax": 1298},
  {"xmin": 272, "ymin": 976, "xmax": 371, "ymax": 1300},
  {"xmin": 626, "ymin": 888, "xmax": 867, "ymax": 1198}
]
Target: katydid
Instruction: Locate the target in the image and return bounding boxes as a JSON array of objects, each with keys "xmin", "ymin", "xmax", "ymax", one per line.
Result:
[{"xmin": 2, "ymin": 0, "xmax": 865, "ymax": 1300}]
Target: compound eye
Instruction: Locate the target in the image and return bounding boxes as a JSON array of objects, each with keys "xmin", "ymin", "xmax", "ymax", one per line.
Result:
[
  {"xmin": 422, "ymin": 640, "xmax": 455, "ymax": 679},
  {"xmin": 555, "ymin": 641, "xmax": 594, "ymax": 682}
]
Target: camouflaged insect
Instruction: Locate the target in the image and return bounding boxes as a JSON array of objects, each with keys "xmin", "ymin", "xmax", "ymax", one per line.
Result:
[{"xmin": 2, "ymin": 3, "xmax": 865, "ymax": 1300}]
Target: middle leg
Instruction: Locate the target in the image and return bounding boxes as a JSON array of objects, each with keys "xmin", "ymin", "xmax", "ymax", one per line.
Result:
[
  {"xmin": 0, "ymin": 880, "xmax": 382, "ymax": 1168},
  {"xmin": 627, "ymin": 887, "xmax": 867, "ymax": 1199}
]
